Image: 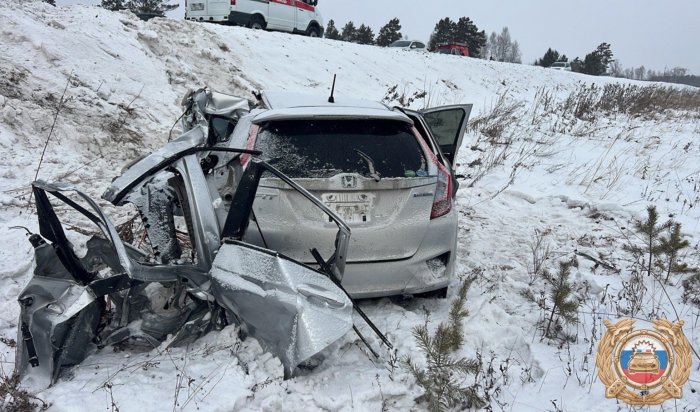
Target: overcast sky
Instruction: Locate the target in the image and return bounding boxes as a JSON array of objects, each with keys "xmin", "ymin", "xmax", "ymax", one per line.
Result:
[{"xmin": 57, "ymin": 0, "xmax": 700, "ymax": 74}]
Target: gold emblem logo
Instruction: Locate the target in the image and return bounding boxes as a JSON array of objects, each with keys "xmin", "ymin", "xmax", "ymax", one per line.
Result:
[{"xmin": 596, "ymin": 319, "xmax": 692, "ymax": 405}]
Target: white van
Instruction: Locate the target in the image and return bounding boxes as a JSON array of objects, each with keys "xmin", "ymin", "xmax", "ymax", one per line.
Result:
[{"xmin": 185, "ymin": 0, "xmax": 324, "ymax": 37}]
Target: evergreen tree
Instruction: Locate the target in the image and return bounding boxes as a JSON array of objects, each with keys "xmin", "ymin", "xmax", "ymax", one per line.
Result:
[
  {"xmin": 570, "ymin": 57, "xmax": 584, "ymax": 73},
  {"xmin": 453, "ymin": 17, "xmax": 486, "ymax": 57},
  {"xmin": 324, "ymin": 19, "xmax": 341, "ymax": 40},
  {"xmin": 541, "ymin": 259, "xmax": 580, "ymax": 339},
  {"xmin": 124, "ymin": 0, "xmax": 178, "ymax": 14},
  {"xmin": 427, "ymin": 17, "xmax": 454, "ymax": 51},
  {"xmin": 581, "ymin": 42, "xmax": 614, "ymax": 75},
  {"xmin": 44, "ymin": 0, "xmax": 56, "ymax": 5},
  {"xmin": 659, "ymin": 222, "xmax": 695, "ymax": 283},
  {"xmin": 403, "ymin": 279, "xmax": 485, "ymax": 410},
  {"xmin": 355, "ymin": 24, "xmax": 375, "ymax": 45},
  {"xmin": 341, "ymin": 21, "xmax": 357, "ymax": 43},
  {"xmin": 535, "ymin": 48, "xmax": 562, "ymax": 67},
  {"xmin": 624, "ymin": 206, "xmax": 671, "ymax": 279},
  {"xmin": 101, "ymin": 0, "xmax": 127, "ymax": 11},
  {"xmin": 375, "ymin": 17, "xmax": 402, "ymax": 47}
]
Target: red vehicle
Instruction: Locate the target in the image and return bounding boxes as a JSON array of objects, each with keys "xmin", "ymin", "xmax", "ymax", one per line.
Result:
[{"xmin": 436, "ymin": 42, "xmax": 469, "ymax": 57}]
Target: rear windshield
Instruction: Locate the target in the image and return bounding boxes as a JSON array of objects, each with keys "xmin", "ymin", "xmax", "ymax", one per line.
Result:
[{"xmin": 255, "ymin": 119, "xmax": 427, "ymax": 179}]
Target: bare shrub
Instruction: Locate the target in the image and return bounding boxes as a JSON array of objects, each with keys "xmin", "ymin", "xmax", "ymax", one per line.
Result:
[
  {"xmin": 468, "ymin": 93, "xmax": 522, "ymax": 144},
  {"xmin": 381, "ymin": 85, "xmax": 427, "ymax": 108},
  {"xmin": 526, "ymin": 228, "xmax": 552, "ymax": 285},
  {"xmin": 559, "ymin": 83, "xmax": 700, "ymax": 121},
  {"xmin": 0, "ymin": 371, "xmax": 49, "ymax": 412}
]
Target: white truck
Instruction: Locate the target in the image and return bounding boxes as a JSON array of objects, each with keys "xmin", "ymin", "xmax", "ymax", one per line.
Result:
[{"xmin": 185, "ymin": 0, "xmax": 324, "ymax": 37}]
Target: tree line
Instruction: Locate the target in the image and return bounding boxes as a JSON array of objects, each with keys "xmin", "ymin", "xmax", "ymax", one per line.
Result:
[
  {"xmin": 101, "ymin": 0, "xmax": 178, "ymax": 14},
  {"xmin": 326, "ymin": 16, "xmax": 522, "ymax": 63},
  {"xmin": 535, "ymin": 43, "xmax": 614, "ymax": 76}
]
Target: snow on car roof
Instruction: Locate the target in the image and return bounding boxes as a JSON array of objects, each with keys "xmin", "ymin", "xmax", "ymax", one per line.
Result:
[
  {"xmin": 252, "ymin": 106, "xmax": 413, "ymax": 124},
  {"xmin": 262, "ymin": 90, "xmax": 391, "ymax": 111},
  {"xmin": 255, "ymin": 91, "xmax": 413, "ymax": 124}
]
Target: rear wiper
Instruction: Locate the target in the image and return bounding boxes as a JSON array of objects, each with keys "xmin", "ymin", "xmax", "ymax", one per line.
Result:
[{"xmin": 353, "ymin": 149, "xmax": 380, "ymax": 182}]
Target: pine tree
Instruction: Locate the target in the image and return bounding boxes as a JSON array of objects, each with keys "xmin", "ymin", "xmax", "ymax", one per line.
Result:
[
  {"xmin": 570, "ymin": 57, "xmax": 584, "ymax": 73},
  {"xmin": 324, "ymin": 19, "xmax": 341, "ymax": 40},
  {"xmin": 125, "ymin": 0, "xmax": 178, "ymax": 14},
  {"xmin": 403, "ymin": 279, "xmax": 485, "ymax": 410},
  {"xmin": 535, "ymin": 48, "xmax": 561, "ymax": 67},
  {"xmin": 624, "ymin": 206, "xmax": 671, "ymax": 279},
  {"xmin": 101, "ymin": 0, "xmax": 127, "ymax": 11},
  {"xmin": 582, "ymin": 42, "xmax": 614, "ymax": 75},
  {"xmin": 44, "ymin": 0, "xmax": 56, "ymax": 5},
  {"xmin": 341, "ymin": 21, "xmax": 357, "ymax": 43},
  {"xmin": 427, "ymin": 17, "xmax": 454, "ymax": 51},
  {"xmin": 541, "ymin": 259, "xmax": 579, "ymax": 339},
  {"xmin": 376, "ymin": 17, "xmax": 402, "ymax": 47},
  {"xmin": 453, "ymin": 17, "xmax": 486, "ymax": 57},
  {"xmin": 355, "ymin": 24, "xmax": 375, "ymax": 45},
  {"xmin": 659, "ymin": 222, "xmax": 696, "ymax": 283}
]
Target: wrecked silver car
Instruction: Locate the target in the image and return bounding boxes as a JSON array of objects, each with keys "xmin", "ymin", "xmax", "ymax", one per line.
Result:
[{"xmin": 16, "ymin": 89, "xmax": 389, "ymax": 388}]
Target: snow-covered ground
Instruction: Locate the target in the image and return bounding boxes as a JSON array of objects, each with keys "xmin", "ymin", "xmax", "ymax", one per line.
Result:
[{"xmin": 1, "ymin": 1, "xmax": 699, "ymax": 410}]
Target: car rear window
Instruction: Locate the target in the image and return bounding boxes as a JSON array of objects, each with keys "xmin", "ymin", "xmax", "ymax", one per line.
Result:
[{"xmin": 255, "ymin": 119, "xmax": 427, "ymax": 179}]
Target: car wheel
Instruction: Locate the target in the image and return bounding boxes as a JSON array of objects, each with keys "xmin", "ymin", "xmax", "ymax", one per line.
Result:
[
  {"xmin": 307, "ymin": 26, "xmax": 320, "ymax": 38},
  {"xmin": 249, "ymin": 16, "xmax": 265, "ymax": 30}
]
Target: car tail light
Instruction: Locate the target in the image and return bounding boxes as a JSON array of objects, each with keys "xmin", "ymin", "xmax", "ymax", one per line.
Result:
[
  {"xmin": 431, "ymin": 162, "xmax": 452, "ymax": 219},
  {"xmin": 230, "ymin": 0, "xmax": 236, "ymax": 4}
]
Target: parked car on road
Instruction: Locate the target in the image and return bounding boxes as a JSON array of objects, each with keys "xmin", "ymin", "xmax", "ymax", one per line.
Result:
[
  {"xmin": 436, "ymin": 42, "xmax": 469, "ymax": 56},
  {"xmin": 197, "ymin": 89, "xmax": 472, "ymax": 298},
  {"xmin": 550, "ymin": 61, "xmax": 572, "ymax": 71},
  {"xmin": 185, "ymin": 0, "xmax": 324, "ymax": 37},
  {"xmin": 388, "ymin": 40, "xmax": 426, "ymax": 51}
]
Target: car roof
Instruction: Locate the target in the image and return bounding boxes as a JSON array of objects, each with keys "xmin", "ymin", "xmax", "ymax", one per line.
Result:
[{"xmin": 254, "ymin": 91, "xmax": 413, "ymax": 125}]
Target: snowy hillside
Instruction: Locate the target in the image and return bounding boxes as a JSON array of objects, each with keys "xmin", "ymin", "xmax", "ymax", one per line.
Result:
[{"xmin": 1, "ymin": 1, "xmax": 700, "ymax": 411}]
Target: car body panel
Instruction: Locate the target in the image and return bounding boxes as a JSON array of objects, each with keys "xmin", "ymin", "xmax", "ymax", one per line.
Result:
[
  {"xmin": 252, "ymin": 106, "xmax": 412, "ymax": 124},
  {"xmin": 18, "ymin": 114, "xmax": 357, "ymax": 387},
  {"xmin": 420, "ymin": 104, "xmax": 472, "ymax": 166},
  {"xmin": 233, "ymin": 91, "xmax": 473, "ymax": 297},
  {"xmin": 388, "ymin": 40, "xmax": 426, "ymax": 51}
]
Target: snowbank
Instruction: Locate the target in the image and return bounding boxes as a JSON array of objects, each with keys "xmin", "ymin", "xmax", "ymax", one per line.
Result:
[{"xmin": 1, "ymin": 1, "xmax": 698, "ymax": 410}]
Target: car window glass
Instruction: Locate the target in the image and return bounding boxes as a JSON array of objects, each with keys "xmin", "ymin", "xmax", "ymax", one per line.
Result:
[
  {"xmin": 422, "ymin": 109, "xmax": 466, "ymax": 146},
  {"xmin": 209, "ymin": 116, "xmax": 237, "ymax": 144},
  {"xmin": 415, "ymin": 42, "xmax": 425, "ymax": 49},
  {"xmin": 390, "ymin": 40, "xmax": 411, "ymax": 47},
  {"xmin": 256, "ymin": 120, "xmax": 427, "ymax": 178}
]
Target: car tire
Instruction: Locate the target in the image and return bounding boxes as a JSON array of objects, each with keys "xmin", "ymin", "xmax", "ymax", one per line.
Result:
[
  {"xmin": 307, "ymin": 26, "xmax": 320, "ymax": 38},
  {"xmin": 249, "ymin": 15, "xmax": 265, "ymax": 30}
]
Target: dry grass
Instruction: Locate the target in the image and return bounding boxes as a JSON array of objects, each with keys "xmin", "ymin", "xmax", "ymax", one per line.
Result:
[{"xmin": 560, "ymin": 83, "xmax": 700, "ymax": 121}]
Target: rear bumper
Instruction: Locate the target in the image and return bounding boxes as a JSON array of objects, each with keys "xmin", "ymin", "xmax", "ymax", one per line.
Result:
[{"xmin": 340, "ymin": 211, "xmax": 458, "ymax": 298}]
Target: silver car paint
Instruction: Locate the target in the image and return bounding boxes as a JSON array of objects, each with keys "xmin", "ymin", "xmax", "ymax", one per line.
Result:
[{"xmin": 17, "ymin": 89, "xmax": 359, "ymax": 387}]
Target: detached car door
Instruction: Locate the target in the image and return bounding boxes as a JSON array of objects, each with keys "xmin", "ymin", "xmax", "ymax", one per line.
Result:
[{"xmin": 419, "ymin": 105, "xmax": 472, "ymax": 168}]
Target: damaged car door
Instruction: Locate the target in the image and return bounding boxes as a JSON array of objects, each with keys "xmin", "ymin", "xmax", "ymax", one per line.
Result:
[{"xmin": 17, "ymin": 143, "xmax": 354, "ymax": 387}]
